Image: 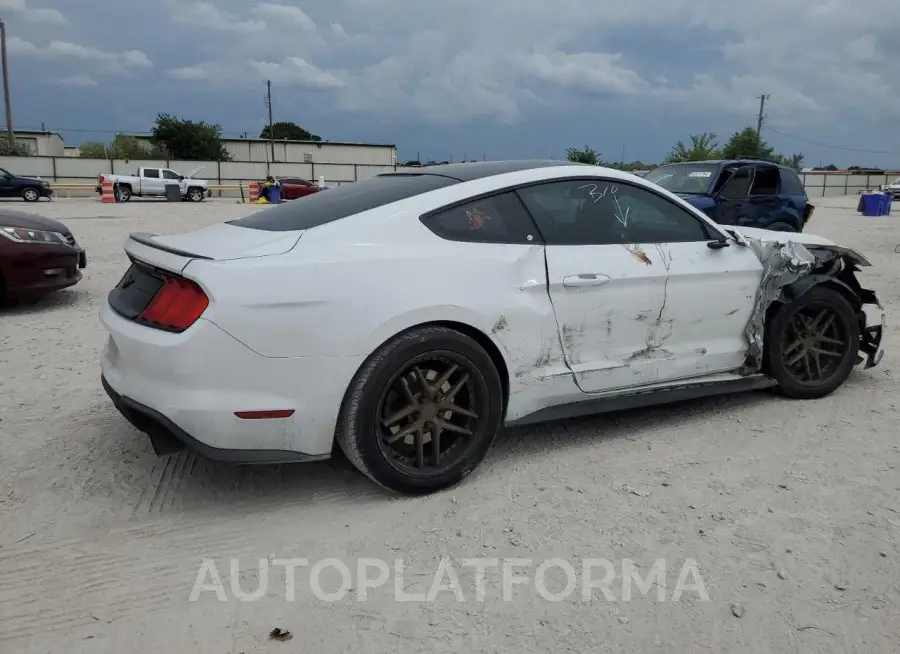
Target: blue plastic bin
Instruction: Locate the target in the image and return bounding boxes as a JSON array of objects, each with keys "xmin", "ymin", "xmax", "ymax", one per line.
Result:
[
  {"xmin": 882, "ymin": 193, "xmax": 892, "ymax": 215},
  {"xmin": 269, "ymin": 185, "xmax": 282, "ymax": 204},
  {"xmin": 861, "ymin": 193, "xmax": 883, "ymax": 216}
]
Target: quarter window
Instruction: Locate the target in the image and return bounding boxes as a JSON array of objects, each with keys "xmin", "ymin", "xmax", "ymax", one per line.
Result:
[
  {"xmin": 779, "ymin": 169, "xmax": 806, "ymax": 196},
  {"xmin": 517, "ymin": 179, "xmax": 712, "ymax": 245},
  {"xmin": 143, "ymin": 169, "xmax": 160, "ymax": 179},
  {"xmin": 422, "ymin": 192, "xmax": 541, "ymax": 244}
]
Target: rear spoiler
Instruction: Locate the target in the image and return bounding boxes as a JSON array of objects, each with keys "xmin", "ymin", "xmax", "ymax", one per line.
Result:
[{"xmin": 129, "ymin": 232, "xmax": 213, "ymax": 260}]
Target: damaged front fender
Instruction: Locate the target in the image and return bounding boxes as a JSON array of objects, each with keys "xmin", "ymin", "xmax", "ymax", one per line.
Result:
[{"xmin": 738, "ymin": 235, "xmax": 885, "ymax": 374}]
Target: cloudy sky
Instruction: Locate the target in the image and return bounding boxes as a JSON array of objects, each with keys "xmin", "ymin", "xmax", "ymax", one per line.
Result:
[{"xmin": 2, "ymin": 0, "xmax": 899, "ymax": 166}]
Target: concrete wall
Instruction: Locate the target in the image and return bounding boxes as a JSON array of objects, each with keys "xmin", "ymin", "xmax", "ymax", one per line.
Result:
[
  {"xmin": 801, "ymin": 171, "xmax": 900, "ymax": 198},
  {"xmin": 8, "ymin": 155, "xmax": 890, "ymax": 201},
  {"xmin": 0, "ymin": 155, "xmax": 401, "ymax": 196}
]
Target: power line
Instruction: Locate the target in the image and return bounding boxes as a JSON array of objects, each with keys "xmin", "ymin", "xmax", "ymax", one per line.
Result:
[{"xmin": 765, "ymin": 124, "xmax": 900, "ymax": 156}]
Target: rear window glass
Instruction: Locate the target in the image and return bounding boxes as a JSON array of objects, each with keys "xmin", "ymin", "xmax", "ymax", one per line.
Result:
[{"xmin": 229, "ymin": 174, "xmax": 459, "ymax": 231}]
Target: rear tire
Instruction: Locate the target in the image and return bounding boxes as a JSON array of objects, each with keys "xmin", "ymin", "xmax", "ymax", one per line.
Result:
[
  {"xmin": 21, "ymin": 187, "xmax": 39, "ymax": 202},
  {"xmin": 336, "ymin": 326, "xmax": 504, "ymax": 495},
  {"xmin": 765, "ymin": 286, "xmax": 859, "ymax": 399},
  {"xmin": 116, "ymin": 185, "xmax": 132, "ymax": 202}
]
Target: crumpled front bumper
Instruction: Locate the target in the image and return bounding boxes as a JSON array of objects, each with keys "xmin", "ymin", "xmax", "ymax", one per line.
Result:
[{"xmin": 860, "ymin": 295, "xmax": 885, "ymax": 368}]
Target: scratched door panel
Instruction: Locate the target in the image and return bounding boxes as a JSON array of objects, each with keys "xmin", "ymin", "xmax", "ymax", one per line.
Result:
[
  {"xmin": 543, "ymin": 243, "xmax": 668, "ymax": 393},
  {"xmin": 650, "ymin": 241, "xmax": 764, "ymax": 382}
]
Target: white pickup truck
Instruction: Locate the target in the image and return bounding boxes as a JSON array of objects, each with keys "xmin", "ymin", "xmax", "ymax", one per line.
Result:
[
  {"xmin": 879, "ymin": 176, "xmax": 900, "ymax": 198},
  {"xmin": 96, "ymin": 166, "xmax": 210, "ymax": 202}
]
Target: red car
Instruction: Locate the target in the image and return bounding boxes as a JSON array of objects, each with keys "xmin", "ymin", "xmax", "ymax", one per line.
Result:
[
  {"xmin": 0, "ymin": 209, "xmax": 86, "ymax": 302},
  {"xmin": 275, "ymin": 177, "xmax": 324, "ymax": 200}
]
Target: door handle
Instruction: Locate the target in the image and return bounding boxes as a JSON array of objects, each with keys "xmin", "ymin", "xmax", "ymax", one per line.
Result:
[{"xmin": 563, "ymin": 274, "xmax": 611, "ymax": 287}]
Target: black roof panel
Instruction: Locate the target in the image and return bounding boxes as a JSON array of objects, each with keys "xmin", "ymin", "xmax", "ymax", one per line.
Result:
[{"xmin": 386, "ymin": 159, "xmax": 582, "ymax": 182}]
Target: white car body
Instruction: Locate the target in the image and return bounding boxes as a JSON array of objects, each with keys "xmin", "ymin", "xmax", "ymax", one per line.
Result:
[{"xmin": 99, "ymin": 161, "xmax": 885, "ymax": 487}]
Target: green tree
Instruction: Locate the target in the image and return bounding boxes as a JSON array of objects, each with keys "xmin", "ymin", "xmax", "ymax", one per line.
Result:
[
  {"xmin": 664, "ymin": 132, "xmax": 720, "ymax": 163},
  {"xmin": 777, "ymin": 152, "xmax": 805, "ymax": 170},
  {"xmin": 151, "ymin": 113, "xmax": 232, "ymax": 161},
  {"xmin": 721, "ymin": 126, "xmax": 776, "ymax": 160},
  {"xmin": 0, "ymin": 139, "xmax": 33, "ymax": 156},
  {"xmin": 260, "ymin": 121, "xmax": 321, "ymax": 141},
  {"xmin": 111, "ymin": 135, "xmax": 167, "ymax": 159},
  {"xmin": 80, "ymin": 135, "xmax": 168, "ymax": 159},
  {"xmin": 566, "ymin": 145, "xmax": 600, "ymax": 165},
  {"xmin": 79, "ymin": 141, "xmax": 109, "ymax": 158}
]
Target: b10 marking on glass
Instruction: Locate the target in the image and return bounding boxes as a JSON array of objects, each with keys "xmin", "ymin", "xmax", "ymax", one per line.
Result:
[
  {"xmin": 578, "ymin": 183, "xmax": 619, "ymax": 203},
  {"xmin": 577, "ymin": 183, "xmax": 630, "ymax": 227}
]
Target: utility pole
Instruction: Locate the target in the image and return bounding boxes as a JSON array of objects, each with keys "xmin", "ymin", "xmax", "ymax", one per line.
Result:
[
  {"xmin": 755, "ymin": 94, "xmax": 769, "ymax": 141},
  {"xmin": 0, "ymin": 19, "xmax": 14, "ymax": 149},
  {"xmin": 264, "ymin": 80, "xmax": 274, "ymax": 163}
]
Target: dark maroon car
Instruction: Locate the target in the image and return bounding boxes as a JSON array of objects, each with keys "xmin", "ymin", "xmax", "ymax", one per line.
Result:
[{"xmin": 0, "ymin": 209, "xmax": 86, "ymax": 302}]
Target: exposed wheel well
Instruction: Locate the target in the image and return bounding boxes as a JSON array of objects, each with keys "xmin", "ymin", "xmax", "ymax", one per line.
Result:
[{"xmin": 761, "ymin": 277, "xmax": 862, "ymax": 372}]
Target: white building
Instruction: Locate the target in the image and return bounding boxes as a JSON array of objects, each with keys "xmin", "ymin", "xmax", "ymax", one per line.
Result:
[
  {"xmin": 132, "ymin": 135, "xmax": 397, "ymax": 166},
  {"xmin": 11, "ymin": 130, "xmax": 66, "ymax": 156}
]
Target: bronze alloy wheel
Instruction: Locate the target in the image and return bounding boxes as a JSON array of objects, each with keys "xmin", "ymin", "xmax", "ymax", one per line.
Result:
[
  {"xmin": 780, "ymin": 301, "xmax": 849, "ymax": 385},
  {"xmin": 376, "ymin": 354, "xmax": 485, "ymax": 474}
]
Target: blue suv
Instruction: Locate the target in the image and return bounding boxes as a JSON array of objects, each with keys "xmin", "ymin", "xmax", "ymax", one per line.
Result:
[{"xmin": 643, "ymin": 159, "xmax": 814, "ymax": 232}]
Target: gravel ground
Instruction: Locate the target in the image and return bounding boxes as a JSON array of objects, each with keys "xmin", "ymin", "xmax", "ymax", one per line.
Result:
[{"xmin": 1, "ymin": 195, "xmax": 898, "ymax": 653}]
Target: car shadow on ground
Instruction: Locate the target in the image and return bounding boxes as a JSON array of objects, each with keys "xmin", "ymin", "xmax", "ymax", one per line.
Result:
[
  {"xmin": 91, "ymin": 388, "xmax": 785, "ymax": 516},
  {"xmin": 0, "ymin": 288, "xmax": 91, "ymax": 315}
]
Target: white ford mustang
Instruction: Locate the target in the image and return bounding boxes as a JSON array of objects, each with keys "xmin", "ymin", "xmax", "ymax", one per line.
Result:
[{"xmin": 100, "ymin": 160, "xmax": 885, "ymax": 494}]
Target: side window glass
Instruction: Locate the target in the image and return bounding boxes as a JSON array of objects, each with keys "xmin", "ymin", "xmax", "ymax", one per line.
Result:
[
  {"xmin": 779, "ymin": 169, "xmax": 805, "ymax": 196},
  {"xmin": 162, "ymin": 169, "xmax": 180, "ymax": 180},
  {"xmin": 750, "ymin": 166, "xmax": 779, "ymax": 195},
  {"xmin": 718, "ymin": 168, "xmax": 752, "ymax": 198},
  {"xmin": 422, "ymin": 191, "xmax": 541, "ymax": 244},
  {"xmin": 518, "ymin": 180, "xmax": 711, "ymax": 245},
  {"xmin": 144, "ymin": 169, "xmax": 160, "ymax": 179}
]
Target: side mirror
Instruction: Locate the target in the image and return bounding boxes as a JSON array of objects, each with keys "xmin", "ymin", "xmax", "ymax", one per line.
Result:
[{"xmin": 178, "ymin": 175, "xmax": 184, "ymax": 181}]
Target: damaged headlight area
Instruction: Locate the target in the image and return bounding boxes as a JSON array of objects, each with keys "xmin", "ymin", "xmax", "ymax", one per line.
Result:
[{"xmin": 739, "ymin": 237, "xmax": 885, "ymax": 374}]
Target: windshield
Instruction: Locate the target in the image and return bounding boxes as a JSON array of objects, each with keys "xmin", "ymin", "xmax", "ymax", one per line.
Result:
[{"xmin": 644, "ymin": 164, "xmax": 719, "ymax": 195}]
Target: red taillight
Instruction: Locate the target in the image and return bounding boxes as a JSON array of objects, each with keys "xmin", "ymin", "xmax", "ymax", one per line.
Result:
[{"xmin": 138, "ymin": 275, "xmax": 209, "ymax": 332}]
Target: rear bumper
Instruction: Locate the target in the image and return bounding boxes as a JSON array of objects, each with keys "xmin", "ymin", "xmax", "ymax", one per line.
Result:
[
  {"xmin": 99, "ymin": 302, "xmax": 365, "ymax": 459},
  {"xmin": 102, "ymin": 375, "xmax": 325, "ymax": 464}
]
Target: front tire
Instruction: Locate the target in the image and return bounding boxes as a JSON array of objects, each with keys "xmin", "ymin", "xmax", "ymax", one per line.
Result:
[
  {"xmin": 187, "ymin": 187, "xmax": 204, "ymax": 202},
  {"xmin": 21, "ymin": 187, "xmax": 39, "ymax": 202},
  {"xmin": 336, "ymin": 326, "xmax": 504, "ymax": 494},
  {"xmin": 765, "ymin": 286, "xmax": 860, "ymax": 399}
]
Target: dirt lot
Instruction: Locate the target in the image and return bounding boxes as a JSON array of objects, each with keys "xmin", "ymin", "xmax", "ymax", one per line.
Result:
[{"xmin": 1, "ymin": 196, "xmax": 898, "ymax": 653}]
